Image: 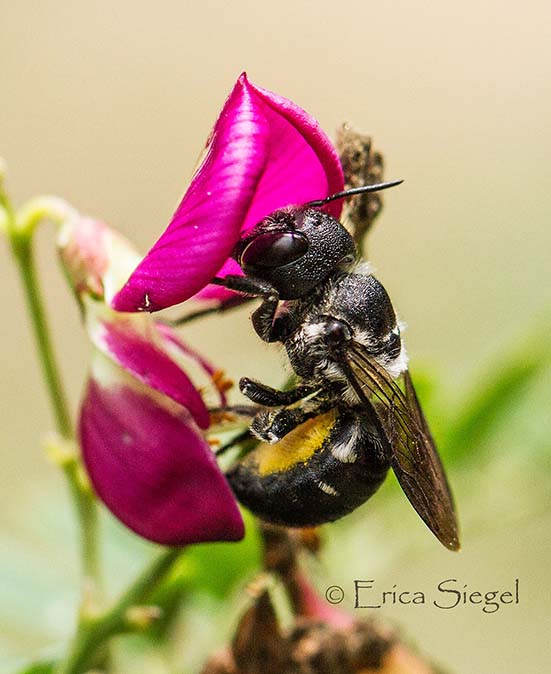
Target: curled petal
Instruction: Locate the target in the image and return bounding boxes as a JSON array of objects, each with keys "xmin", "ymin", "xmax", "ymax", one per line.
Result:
[
  {"xmin": 90, "ymin": 313, "xmax": 210, "ymax": 429},
  {"xmin": 198, "ymin": 79, "xmax": 346, "ymax": 303},
  {"xmin": 112, "ymin": 75, "xmax": 269, "ymax": 312},
  {"xmin": 80, "ymin": 376, "xmax": 244, "ymax": 545},
  {"xmin": 112, "ymin": 73, "xmax": 344, "ymax": 312}
]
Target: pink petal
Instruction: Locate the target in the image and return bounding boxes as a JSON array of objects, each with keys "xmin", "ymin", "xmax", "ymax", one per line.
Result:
[
  {"xmin": 232, "ymin": 77, "xmax": 344, "ymax": 226},
  {"xmin": 58, "ymin": 215, "xmax": 142, "ymax": 301},
  {"xmin": 58, "ymin": 217, "xmax": 109, "ymax": 297},
  {"xmin": 112, "ymin": 76, "xmax": 269, "ymax": 312},
  {"xmin": 193, "ymin": 258, "xmax": 244, "ymax": 302},
  {"xmin": 95, "ymin": 318, "xmax": 210, "ymax": 429},
  {"xmin": 112, "ymin": 73, "xmax": 344, "ymax": 312},
  {"xmin": 156, "ymin": 322, "xmax": 229, "ymax": 406},
  {"xmin": 201, "ymin": 78, "xmax": 345, "ymax": 304},
  {"xmin": 80, "ymin": 379, "xmax": 244, "ymax": 545}
]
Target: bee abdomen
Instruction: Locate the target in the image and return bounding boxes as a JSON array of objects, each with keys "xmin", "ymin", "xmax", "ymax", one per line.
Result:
[{"xmin": 226, "ymin": 409, "xmax": 389, "ymax": 527}]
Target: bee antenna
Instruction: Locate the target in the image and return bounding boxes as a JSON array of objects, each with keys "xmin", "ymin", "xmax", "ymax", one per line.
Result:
[{"xmin": 305, "ymin": 179, "xmax": 404, "ymax": 208}]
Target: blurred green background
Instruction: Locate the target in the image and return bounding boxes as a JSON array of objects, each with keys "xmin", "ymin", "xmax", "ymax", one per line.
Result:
[{"xmin": 1, "ymin": 1, "xmax": 550, "ymax": 673}]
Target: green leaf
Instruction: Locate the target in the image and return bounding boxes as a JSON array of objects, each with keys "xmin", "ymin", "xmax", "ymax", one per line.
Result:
[
  {"xmin": 13, "ymin": 660, "xmax": 55, "ymax": 674},
  {"xmin": 141, "ymin": 512, "xmax": 261, "ymax": 638},
  {"xmin": 185, "ymin": 510, "xmax": 261, "ymax": 598},
  {"xmin": 443, "ymin": 340, "xmax": 550, "ymax": 463}
]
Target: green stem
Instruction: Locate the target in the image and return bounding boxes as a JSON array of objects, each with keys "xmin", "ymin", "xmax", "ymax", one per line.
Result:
[
  {"xmin": 4, "ymin": 196, "xmax": 100, "ymax": 587},
  {"xmin": 55, "ymin": 547, "xmax": 182, "ymax": 674},
  {"xmin": 62, "ymin": 457, "xmax": 100, "ymax": 587},
  {"xmin": 3, "ymin": 190, "xmax": 182, "ymax": 673},
  {"xmin": 12, "ymin": 237, "xmax": 73, "ymax": 437}
]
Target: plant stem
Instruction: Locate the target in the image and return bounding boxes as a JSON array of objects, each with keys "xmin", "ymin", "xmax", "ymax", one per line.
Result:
[
  {"xmin": 55, "ymin": 547, "xmax": 183, "ymax": 674},
  {"xmin": 5, "ymin": 198, "xmax": 100, "ymax": 586},
  {"xmin": 62, "ymin": 457, "xmax": 100, "ymax": 587},
  {"xmin": 12, "ymin": 237, "xmax": 73, "ymax": 437},
  {"xmin": 4, "ymin": 192, "xmax": 183, "ymax": 673}
]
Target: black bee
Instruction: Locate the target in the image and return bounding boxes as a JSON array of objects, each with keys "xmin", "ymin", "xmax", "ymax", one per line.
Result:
[{"xmin": 213, "ymin": 182, "xmax": 460, "ymax": 551}]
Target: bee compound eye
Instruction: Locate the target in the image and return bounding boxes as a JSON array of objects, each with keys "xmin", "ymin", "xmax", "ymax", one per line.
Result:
[{"xmin": 240, "ymin": 231, "xmax": 309, "ymax": 269}]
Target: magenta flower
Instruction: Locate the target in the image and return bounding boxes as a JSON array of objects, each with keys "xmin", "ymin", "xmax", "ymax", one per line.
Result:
[
  {"xmin": 111, "ymin": 73, "xmax": 344, "ymax": 312},
  {"xmin": 58, "ymin": 215, "xmax": 244, "ymax": 545},
  {"xmin": 59, "ymin": 75, "xmax": 346, "ymax": 547}
]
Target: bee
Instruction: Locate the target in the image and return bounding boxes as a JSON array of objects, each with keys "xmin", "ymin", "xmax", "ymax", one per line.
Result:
[{"xmin": 213, "ymin": 182, "xmax": 460, "ymax": 551}]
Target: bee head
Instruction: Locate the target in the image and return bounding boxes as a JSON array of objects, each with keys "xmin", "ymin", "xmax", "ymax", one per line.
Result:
[
  {"xmin": 232, "ymin": 181, "xmax": 403, "ymax": 300},
  {"xmin": 233, "ymin": 207, "xmax": 356, "ymax": 299}
]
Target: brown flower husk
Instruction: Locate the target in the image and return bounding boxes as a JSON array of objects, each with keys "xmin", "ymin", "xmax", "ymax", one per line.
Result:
[
  {"xmin": 335, "ymin": 124, "xmax": 386, "ymax": 248},
  {"xmin": 201, "ymin": 588, "xmax": 437, "ymax": 674}
]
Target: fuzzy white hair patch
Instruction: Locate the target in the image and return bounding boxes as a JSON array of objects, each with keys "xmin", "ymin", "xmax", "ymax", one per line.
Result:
[
  {"xmin": 330, "ymin": 420, "xmax": 360, "ymax": 463},
  {"xmin": 318, "ymin": 481, "xmax": 339, "ymax": 496}
]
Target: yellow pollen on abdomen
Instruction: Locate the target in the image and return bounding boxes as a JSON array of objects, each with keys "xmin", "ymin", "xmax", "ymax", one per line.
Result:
[{"xmin": 250, "ymin": 409, "xmax": 338, "ymax": 477}]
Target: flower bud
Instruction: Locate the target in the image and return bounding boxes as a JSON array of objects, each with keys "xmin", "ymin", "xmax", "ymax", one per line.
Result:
[{"xmin": 58, "ymin": 215, "xmax": 141, "ymax": 300}]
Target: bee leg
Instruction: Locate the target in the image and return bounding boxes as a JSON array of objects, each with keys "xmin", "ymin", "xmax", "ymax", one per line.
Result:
[
  {"xmin": 250, "ymin": 407, "xmax": 311, "ymax": 444},
  {"xmin": 211, "ymin": 274, "xmax": 275, "ymax": 297},
  {"xmin": 239, "ymin": 377, "xmax": 317, "ymax": 407},
  {"xmin": 215, "ymin": 428, "xmax": 253, "ymax": 456},
  {"xmin": 211, "ymin": 275, "xmax": 288, "ymax": 342},
  {"xmin": 251, "ymin": 294, "xmax": 287, "ymax": 342},
  {"xmin": 165, "ymin": 295, "xmax": 253, "ymax": 327},
  {"xmin": 249, "ymin": 395, "xmax": 333, "ymax": 444},
  {"xmin": 209, "ymin": 404, "xmax": 259, "ymax": 417}
]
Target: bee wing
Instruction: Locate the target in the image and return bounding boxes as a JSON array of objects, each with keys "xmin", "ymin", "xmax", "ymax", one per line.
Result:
[{"xmin": 342, "ymin": 343, "xmax": 460, "ymax": 551}]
